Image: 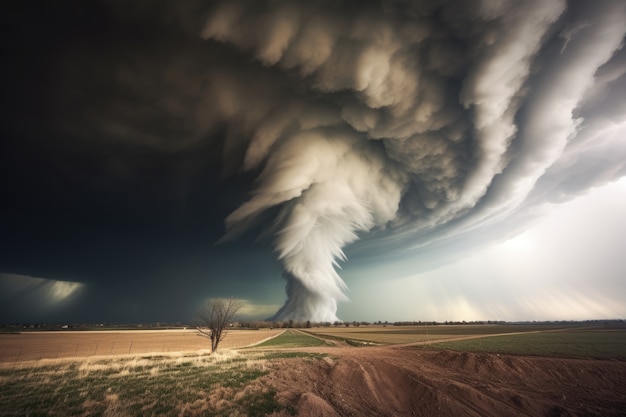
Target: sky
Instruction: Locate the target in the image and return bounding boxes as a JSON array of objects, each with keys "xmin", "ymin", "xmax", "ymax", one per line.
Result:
[{"xmin": 1, "ymin": 0, "xmax": 625, "ymax": 324}]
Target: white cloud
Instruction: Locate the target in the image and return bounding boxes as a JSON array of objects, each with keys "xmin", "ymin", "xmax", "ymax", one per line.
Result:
[
  {"xmin": 0, "ymin": 273, "xmax": 85, "ymax": 321},
  {"xmin": 237, "ymin": 300, "xmax": 282, "ymax": 319},
  {"xmin": 0, "ymin": 273, "xmax": 84, "ymax": 303}
]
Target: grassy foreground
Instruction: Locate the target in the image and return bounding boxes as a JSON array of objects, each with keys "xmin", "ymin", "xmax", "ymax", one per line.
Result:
[
  {"xmin": 0, "ymin": 330, "xmax": 328, "ymax": 416},
  {"xmin": 0, "ymin": 350, "xmax": 318, "ymax": 417}
]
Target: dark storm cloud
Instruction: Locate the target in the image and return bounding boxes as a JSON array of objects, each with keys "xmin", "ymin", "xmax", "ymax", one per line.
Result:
[{"xmin": 1, "ymin": 0, "xmax": 624, "ymax": 323}]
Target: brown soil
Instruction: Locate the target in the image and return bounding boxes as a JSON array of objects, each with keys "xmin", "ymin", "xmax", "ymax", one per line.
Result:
[{"xmin": 262, "ymin": 345, "xmax": 626, "ymax": 417}]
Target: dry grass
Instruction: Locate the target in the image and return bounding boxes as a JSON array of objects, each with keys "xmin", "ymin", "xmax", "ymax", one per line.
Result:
[
  {"xmin": 0, "ymin": 329, "xmax": 283, "ymax": 362},
  {"xmin": 0, "ymin": 349, "xmax": 295, "ymax": 416}
]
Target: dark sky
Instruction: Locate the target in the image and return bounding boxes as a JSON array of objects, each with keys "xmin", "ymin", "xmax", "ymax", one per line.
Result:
[
  {"xmin": 0, "ymin": 1, "xmax": 277, "ymax": 323},
  {"xmin": 1, "ymin": 1, "xmax": 625, "ymax": 324}
]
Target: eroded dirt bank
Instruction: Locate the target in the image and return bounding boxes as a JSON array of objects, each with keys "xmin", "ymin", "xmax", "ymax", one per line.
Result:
[{"xmin": 262, "ymin": 347, "xmax": 626, "ymax": 417}]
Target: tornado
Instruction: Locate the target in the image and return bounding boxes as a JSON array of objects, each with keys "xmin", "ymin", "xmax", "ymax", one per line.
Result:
[{"xmin": 196, "ymin": 0, "xmax": 626, "ymax": 321}]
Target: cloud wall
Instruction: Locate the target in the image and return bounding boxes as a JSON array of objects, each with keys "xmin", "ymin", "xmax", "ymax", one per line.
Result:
[
  {"xmin": 6, "ymin": 1, "xmax": 623, "ymax": 322},
  {"xmin": 194, "ymin": 1, "xmax": 626, "ymax": 321}
]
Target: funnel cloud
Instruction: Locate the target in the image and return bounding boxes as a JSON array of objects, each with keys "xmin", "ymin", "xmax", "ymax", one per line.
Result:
[
  {"xmin": 205, "ymin": 0, "xmax": 626, "ymax": 321},
  {"xmin": 1, "ymin": 0, "xmax": 625, "ymax": 323}
]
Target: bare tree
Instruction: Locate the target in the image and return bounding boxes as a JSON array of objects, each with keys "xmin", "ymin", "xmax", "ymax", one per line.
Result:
[{"xmin": 194, "ymin": 298, "xmax": 242, "ymax": 352}]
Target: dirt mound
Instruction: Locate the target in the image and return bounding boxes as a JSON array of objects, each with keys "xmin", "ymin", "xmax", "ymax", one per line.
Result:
[{"xmin": 264, "ymin": 347, "xmax": 626, "ymax": 416}]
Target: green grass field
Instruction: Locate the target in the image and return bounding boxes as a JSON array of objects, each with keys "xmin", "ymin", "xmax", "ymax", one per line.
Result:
[
  {"xmin": 252, "ymin": 329, "xmax": 329, "ymax": 348},
  {"xmin": 418, "ymin": 329, "xmax": 626, "ymax": 360},
  {"xmin": 307, "ymin": 324, "xmax": 626, "ymax": 359},
  {"xmin": 308, "ymin": 324, "xmax": 580, "ymax": 344}
]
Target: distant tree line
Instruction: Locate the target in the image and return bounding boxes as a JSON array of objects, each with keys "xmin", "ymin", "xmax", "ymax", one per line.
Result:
[
  {"xmin": 233, "ymin": 320, "xmax": 374, "ymax": 329},
  {"xmin": 230, "ymin": 318, "xmax": 626, "ymax": 329},
  {"xmin": 4, "ymin": 318, "xmax": 623, "ymax": 333}
]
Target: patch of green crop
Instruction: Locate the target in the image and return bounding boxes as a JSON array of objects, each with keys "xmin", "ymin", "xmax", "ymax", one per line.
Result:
[
  {"xmin": 260, "ymin": 351, "xmax": 328, "ymax": 360},
  {"xmin": 418, "ymin": 330, "xmax": 626, "ymax": 360},
  {"xmin": 368, "ymin": 324, "xmax": 574, "ymax": 336},
  {"xmin": 208, "ymin": 389, "xmax": 296, "ymax": 417},
  {"xmin": 219, "ymin": 369, "xmax": 269, "ymax": 388},
  {"xmin": 241, "ymin": 390, "xmax": 289, "ymax": 416},
  {"xmin": 252, "ymin": 329, "xmax": 329, "ymax": 348}
]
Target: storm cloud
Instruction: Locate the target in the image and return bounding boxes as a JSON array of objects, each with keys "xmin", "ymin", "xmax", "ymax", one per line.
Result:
[{"xmin": 1, "ymin": 0, "xmax": 625, "ymax": 323}]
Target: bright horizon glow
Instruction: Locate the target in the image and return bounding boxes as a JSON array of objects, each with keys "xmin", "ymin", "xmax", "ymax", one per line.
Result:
[{"xmin": 340, "ymin": 177, "xmax": 626, "ymax": 322}]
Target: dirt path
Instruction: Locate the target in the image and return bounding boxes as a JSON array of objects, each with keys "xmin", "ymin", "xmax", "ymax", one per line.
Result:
[
  {"xmin": 304, "ymin": 326, "xmax": 593, "ymax": 349},
  {"xmin": 391, "ymin": 326, "xmax": 590, "ymax": 348},
  {"xmin": 255, "ymin": 332, "xmax": 626, "ymax": 417},
  {"xmin": 242, "ymin": 329, "xmax": 286, "ymax": 347}
]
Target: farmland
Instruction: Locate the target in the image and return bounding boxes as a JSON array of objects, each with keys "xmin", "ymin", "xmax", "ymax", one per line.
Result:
[
  {"xmin": 1, "ymin": 324, "xmax": 625, "ymax": 416},
  {"xmin": 414, "ymin": 327, "xmax": 626, "ymax": 359},
  {"xmin": 306, "ymin": 323, "xmax": 583, "ymax": 344},
  {"xmin": 0, "ymin": 349, "xmax": 306, "ymax": 416},
  {"xmin": 251, "ymin": 329, "xmax": 330, "ymax": 349},
  {"xmin": 305, "ymin": 323, "xmax": 626, "ymax": 357},
  {"xmin": 0, "ymin": 329, "xmax": 283, "ymax": 362}
]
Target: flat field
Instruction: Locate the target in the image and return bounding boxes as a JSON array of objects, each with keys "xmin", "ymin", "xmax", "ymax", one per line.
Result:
[
  {"xmin": 307, "ymin": 323, "xmax": 575, "ymax": 344},
  {"xmin": 2, "ymin": 325, "xmax": 625, "ymax": 416},
  {"xmin": 250, "ymin": 329, "xmax": 330, "ymax": 348},
  {"xmin": 418, "ymin": 328, "xmax": 626, "ymax": 359},
  {"xmin": 0, "ymin": 329, "xmax": 283, "ymax": 362}
]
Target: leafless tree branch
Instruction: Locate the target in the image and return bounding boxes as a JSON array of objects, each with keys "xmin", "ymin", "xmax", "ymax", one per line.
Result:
[{"xmin": 194, "ymin": 298, "xmax": 242, "ymax": 352}]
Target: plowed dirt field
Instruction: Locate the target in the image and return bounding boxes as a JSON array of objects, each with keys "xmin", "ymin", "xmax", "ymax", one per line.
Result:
[{"xmin": 263, "ymin": 344, "xmax": 626, "ymax": 416}]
